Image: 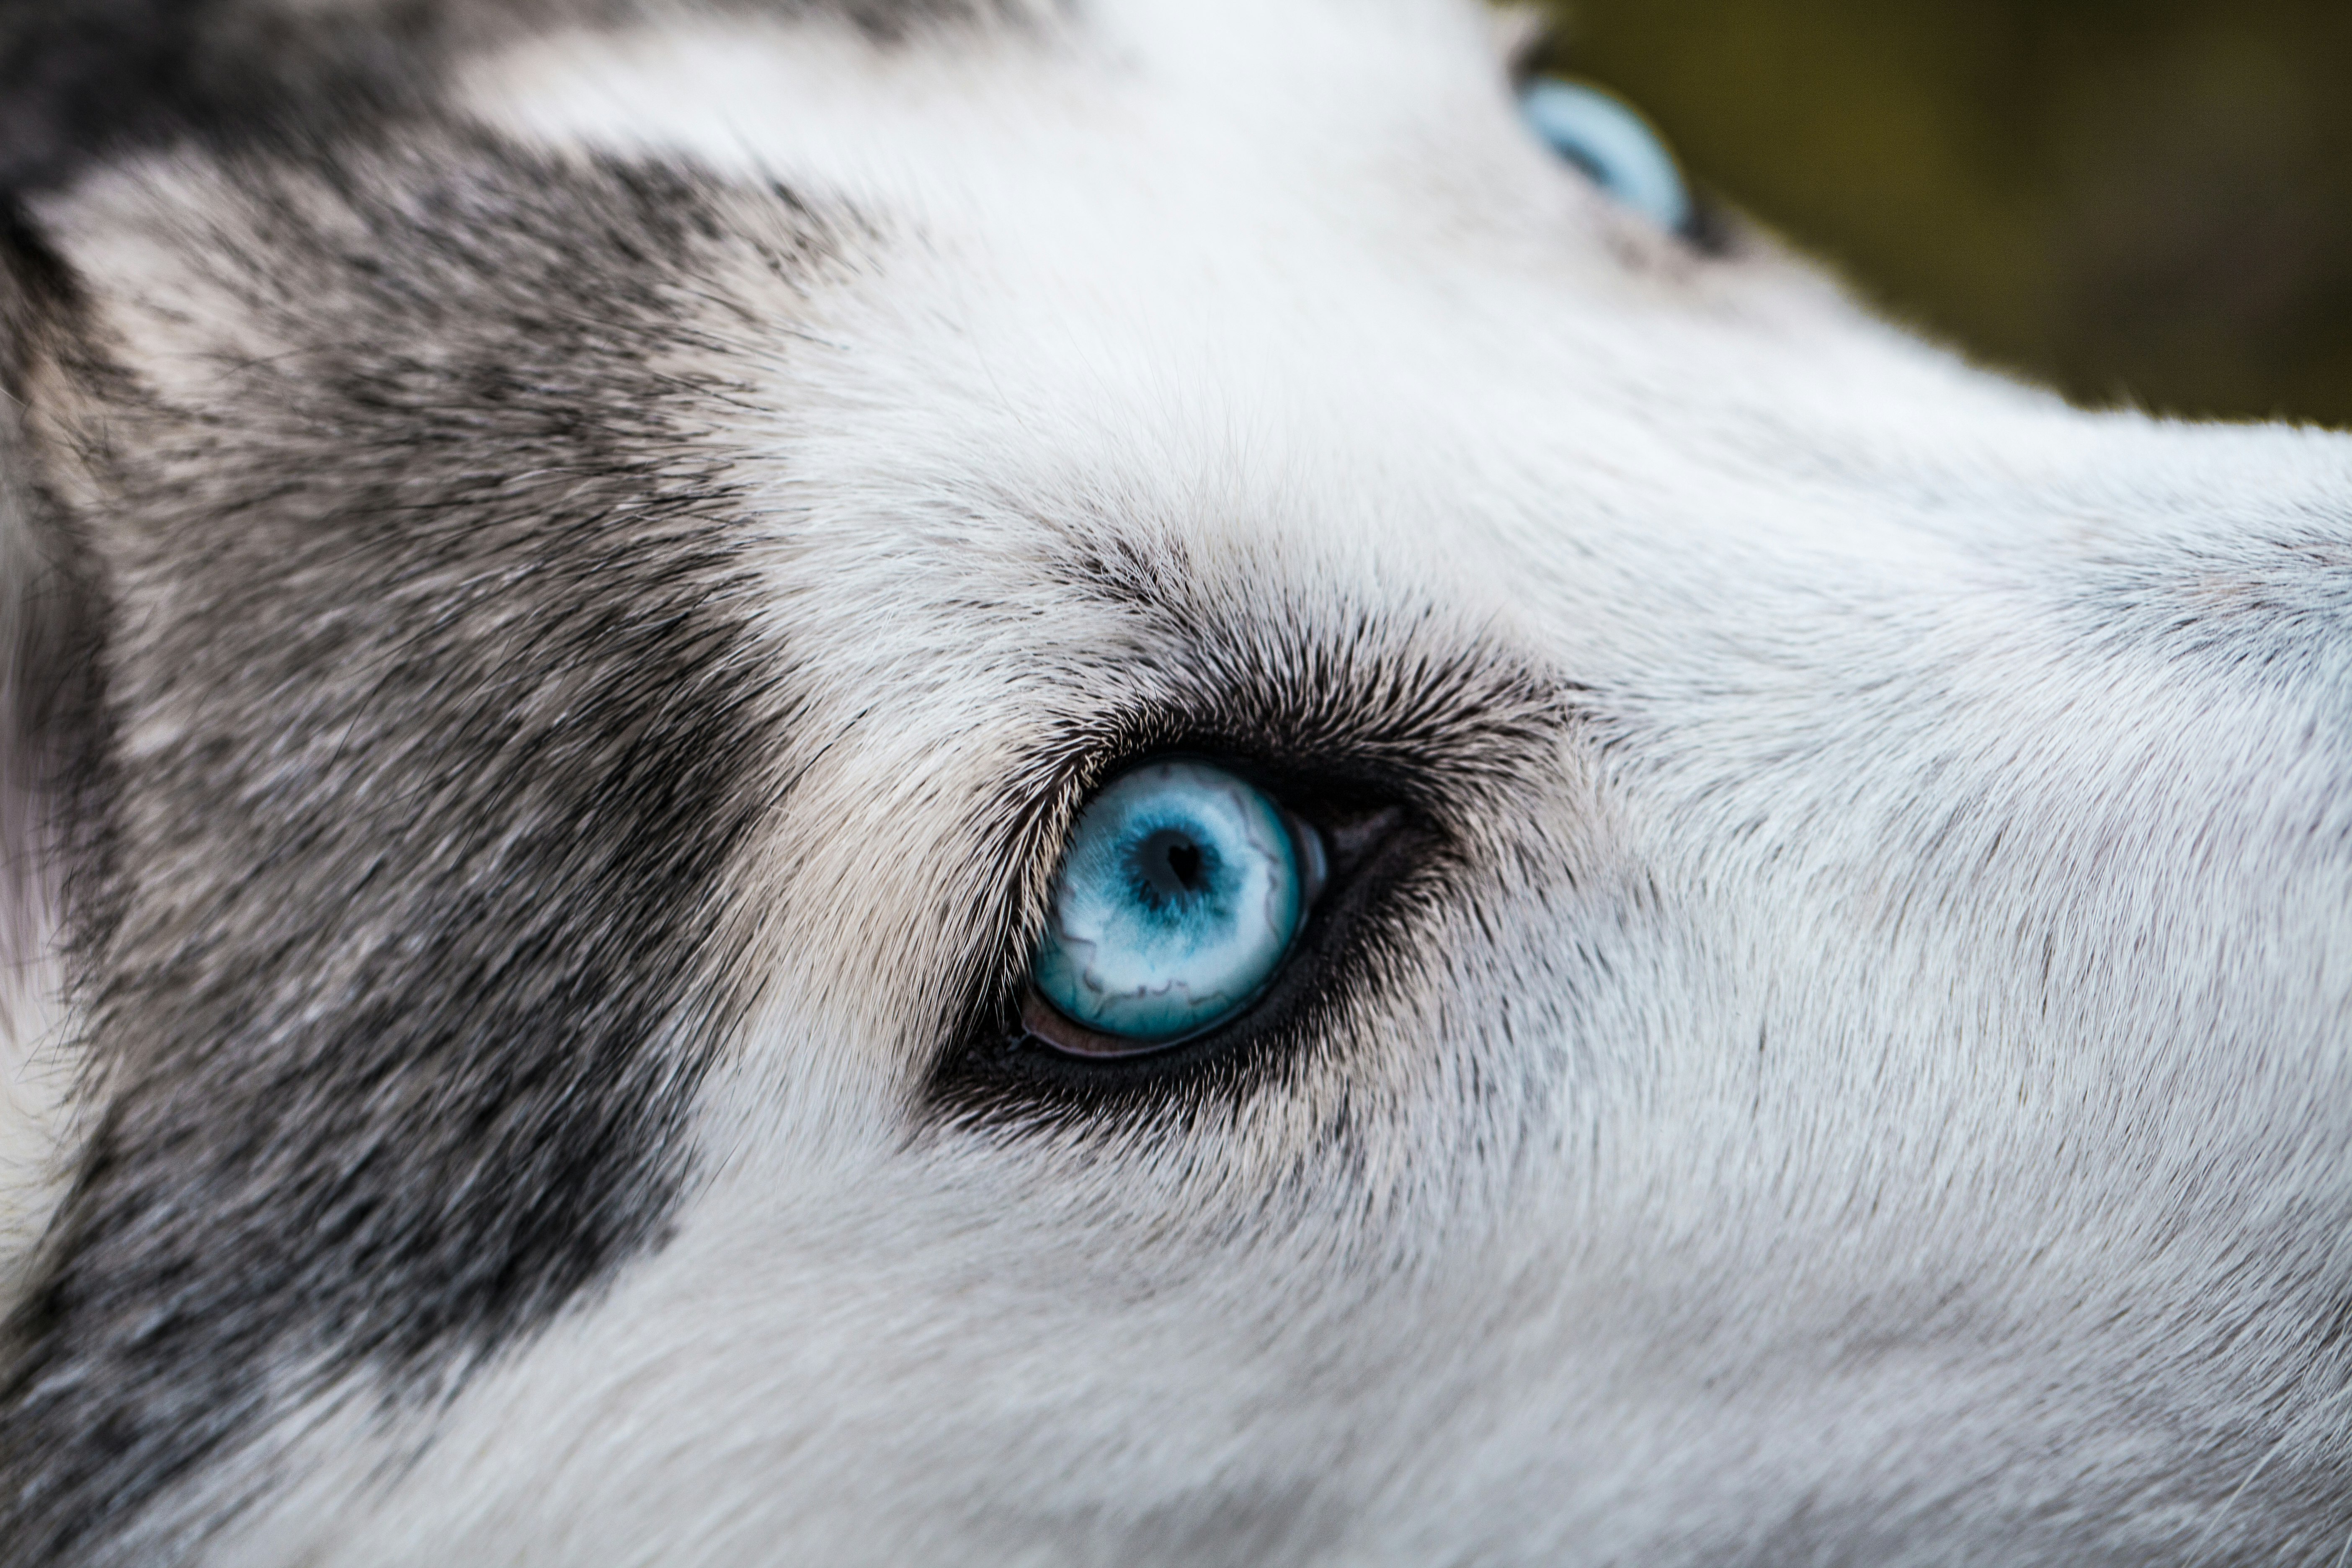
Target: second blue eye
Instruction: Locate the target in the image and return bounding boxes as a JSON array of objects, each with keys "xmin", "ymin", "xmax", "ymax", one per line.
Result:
[
  {"xmin": 1032, "ymin": 761, "xmax": 1319, "ymax": 1046},
  {"xmin": 1518, "ymin": 78, "xmax": 1694, "ymax": 237}
]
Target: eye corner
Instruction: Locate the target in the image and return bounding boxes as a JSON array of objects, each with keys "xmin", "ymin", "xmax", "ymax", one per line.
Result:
[{"xmin": 1674, "ymin": 190, "xmax": 1743, "ymax": 259}]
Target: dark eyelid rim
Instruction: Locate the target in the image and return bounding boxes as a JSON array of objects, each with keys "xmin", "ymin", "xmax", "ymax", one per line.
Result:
[{"xmin": 1496, "ymin": 7, "xmax": 1559, "ymax": 88}]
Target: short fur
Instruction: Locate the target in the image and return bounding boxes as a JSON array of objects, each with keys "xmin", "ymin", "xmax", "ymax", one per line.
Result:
[{"xmin": 1, "ymin": 0, "xmax": 2349, "ymax": 1564}]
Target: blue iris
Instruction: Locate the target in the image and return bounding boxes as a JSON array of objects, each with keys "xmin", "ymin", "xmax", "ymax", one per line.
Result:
[
  {"xmin": 1518, "ymin": 78, "xmax": 1694, "ymax": 237},
  {"xmin": 1032, "ymin": 760, "xmax": 1314, "ymax": 1044}
]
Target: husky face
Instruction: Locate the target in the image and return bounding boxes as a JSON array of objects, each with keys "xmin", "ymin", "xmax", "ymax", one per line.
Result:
[{"xmin": 2, "ymin": 1, "xmax": 2349, "ymax": 1563}]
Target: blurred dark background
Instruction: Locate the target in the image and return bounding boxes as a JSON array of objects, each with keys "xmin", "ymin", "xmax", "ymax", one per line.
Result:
[{"xmin": 1530, "ymin": 0, "xmax": 2352, "ymax": 427}]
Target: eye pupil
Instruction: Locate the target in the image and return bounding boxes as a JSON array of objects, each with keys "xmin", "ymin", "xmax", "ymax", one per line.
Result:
[{"xmin": 1136, "ymin": 830, "xmax": 1210, "ymax": 897}]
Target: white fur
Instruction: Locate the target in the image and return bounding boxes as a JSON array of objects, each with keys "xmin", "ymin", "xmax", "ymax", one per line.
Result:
[{"xmin": 15, "ymin": 0, "xmax": 2352, "ymax": 1561}]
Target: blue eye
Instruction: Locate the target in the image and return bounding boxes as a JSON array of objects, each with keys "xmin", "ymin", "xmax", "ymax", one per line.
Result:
[
  {"xmin": 1030, "ymin": 760, "xmax": 1323, "ymax": 1050},
  {"xmin": 1518, "ymin": 77, "xmax": 1694, "ymax": 236}
]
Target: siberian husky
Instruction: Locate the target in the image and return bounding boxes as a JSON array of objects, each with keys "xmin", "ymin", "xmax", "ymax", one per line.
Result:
[{"xmin": 2, "ymin": 1, "xmax": 2349, "ymax": 1563}]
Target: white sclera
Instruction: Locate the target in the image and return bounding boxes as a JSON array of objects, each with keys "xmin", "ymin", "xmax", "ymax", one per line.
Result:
[
  {"xmin": 1032, "ymin": 760, "xmax": 1306, "ymax": 1044},
  {"xmin": 1518, "ymin": 78, "xmax": 1694, "ymax": 236}
]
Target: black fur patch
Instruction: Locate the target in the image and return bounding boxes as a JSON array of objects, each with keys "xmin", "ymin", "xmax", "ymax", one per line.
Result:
[
  {"xmin": 0, "ymin": 0, "xmax": 1058, "ymax": 196},
  {"xmin": 0, "ymin": 139, "xmax": 846, "ymax": 1564}
]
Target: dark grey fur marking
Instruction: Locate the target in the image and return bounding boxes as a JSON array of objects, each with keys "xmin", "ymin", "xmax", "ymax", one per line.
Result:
[
  {"xmin": 0, "ymin": 0, "xmax": 1059, "ymax": 196},
  {"xmin": 0, "ymin": 139, "xmax": 847, "ymax": 1564}
]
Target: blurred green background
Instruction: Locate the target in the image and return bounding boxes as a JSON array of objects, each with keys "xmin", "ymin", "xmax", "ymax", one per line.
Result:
[{"xmin": 1529, "ymin": 0, "xmax": 2352, "ymax": 426}]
